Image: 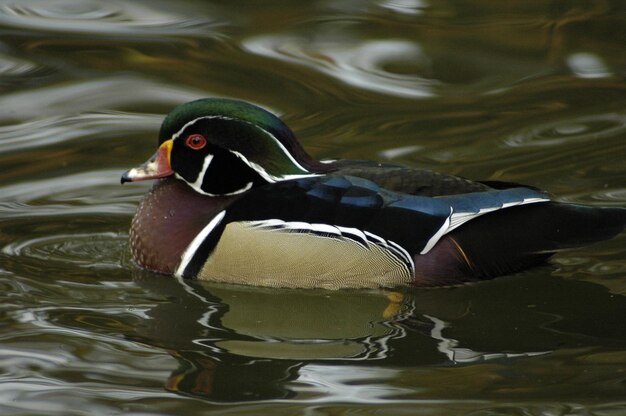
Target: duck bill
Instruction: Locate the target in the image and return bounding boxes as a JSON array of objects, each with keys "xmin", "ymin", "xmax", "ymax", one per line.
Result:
[{"xmin": 121, "ymin": 139, "xmax": 174, "ymax": 184}]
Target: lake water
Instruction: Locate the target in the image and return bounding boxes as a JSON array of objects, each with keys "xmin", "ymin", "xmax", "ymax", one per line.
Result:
[{"xmin": 1, "ymin": 1, "xmax": 625, "ymax": 414}]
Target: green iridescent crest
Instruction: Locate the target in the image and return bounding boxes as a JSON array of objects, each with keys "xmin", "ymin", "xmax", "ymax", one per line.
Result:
[{"xmin": 160, "ymin": 98, "xmax": 315, "ymax": 180}]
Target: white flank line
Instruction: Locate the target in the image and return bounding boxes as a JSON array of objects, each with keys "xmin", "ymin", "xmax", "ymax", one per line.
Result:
[
  {"xmin": 251, "ymin": 219, "xmax": 284, "ymax": 228},
  {"xmin": 388, "ymin": 240, "xmax": 415, "ymax": 270},
  {"xmin": 176, "ymin": 210, "xmax": 227, "ymax": 278},
  {"xmin": 421, "ymin": 207, "xmax": 452, "ymax": 254},
  {"xmin": 363, "ymin": 230, "xmax": 386, "ymax": 246},
  {"xmin": 310, "ymin": 223, "xmax": 341, "ymax": 235},
  {"xmin": 336, "ymin": 226, "xmax": 368, "ymax": 245}
]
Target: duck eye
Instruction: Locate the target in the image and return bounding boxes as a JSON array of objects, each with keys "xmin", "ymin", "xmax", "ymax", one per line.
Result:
[{"xmin": 185, "ymin": 134, "xmax": 207, "ymax": 150}]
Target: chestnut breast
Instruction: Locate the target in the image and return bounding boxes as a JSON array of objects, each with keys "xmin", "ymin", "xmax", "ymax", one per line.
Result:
[{"xmin": 129, "ymin": 177, "xmax": 236, "ymax": 274}]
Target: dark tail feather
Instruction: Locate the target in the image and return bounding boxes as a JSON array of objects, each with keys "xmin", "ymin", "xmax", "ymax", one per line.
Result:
[{"xmin": 450, "ymin": 202, "xmax": 626, "ymax": 278}]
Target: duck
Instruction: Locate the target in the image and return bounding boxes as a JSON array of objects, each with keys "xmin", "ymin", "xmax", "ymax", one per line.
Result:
[{"xmin": 121, "ymin": 98, "xmax": 626, "ymax": 289}]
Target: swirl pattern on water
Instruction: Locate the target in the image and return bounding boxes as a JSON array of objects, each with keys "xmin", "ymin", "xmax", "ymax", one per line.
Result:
[
  {"xmin": 2, "ymin": 232, "xmax": 126, "ymax": 269},
  {"xmin": 0, "ymin": 0, "xmax": 220, "ymax": 37},
  {"xmin": 0, "ymin": 169, "xmax": 137, "ymax": 274},
  {"xmin": 243, "ymin": 35, "xmax": 437, "ymax": 98},
  {"xmin": 556, "ymin": 188, "xmax": 626, "ymax": 207},
  {"xmin": 504, "ymin": 113, "xmax": 626, "ymax": 147}
]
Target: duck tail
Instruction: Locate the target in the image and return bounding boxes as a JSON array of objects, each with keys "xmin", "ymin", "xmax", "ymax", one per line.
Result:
[{"xmin": 450, "ymin": 202, "xmax": 626, "ymax": 279}]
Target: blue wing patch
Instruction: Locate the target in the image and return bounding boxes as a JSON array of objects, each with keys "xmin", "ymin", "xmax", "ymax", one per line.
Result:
[{"xmin": 307, "ymin": 175, "xmax": 384, "ymax": 208}]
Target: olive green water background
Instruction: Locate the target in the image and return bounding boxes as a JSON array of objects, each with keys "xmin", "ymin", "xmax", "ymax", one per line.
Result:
[{"xmin": 1, "ymin": 1, "xmax": 625, "ymax": 415}]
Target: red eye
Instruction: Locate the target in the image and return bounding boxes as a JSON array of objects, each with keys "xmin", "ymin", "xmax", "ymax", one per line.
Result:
[{"xmin": 185, "ymin": 134, "xmax": 207, "ymax": 150}]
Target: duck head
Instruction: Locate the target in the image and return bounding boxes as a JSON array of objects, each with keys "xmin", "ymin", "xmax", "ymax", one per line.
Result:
[{"xmin": 122, "ymin": 98, "xmax": 322, "ymax": 196}]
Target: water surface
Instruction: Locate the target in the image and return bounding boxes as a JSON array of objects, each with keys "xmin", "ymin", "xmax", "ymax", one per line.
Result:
[{"xmin": 1, "ymin": 1, "xmax": 625, "ymax": 415}]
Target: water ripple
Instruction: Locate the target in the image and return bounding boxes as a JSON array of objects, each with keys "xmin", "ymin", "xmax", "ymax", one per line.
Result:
[
  {"xmin": 504, "ymin": 113, "xmax": 626, "ymax": 147},
  {"xmin": 0, "ymin": 112, "xmax": 161, "ymax": 153},
  {"xmin": 0, "ymin": 77, "xmax": 204, "ymax": 121},
  {"xmin": 0, "ymin": 169, "xmax": 141, "ymax": 217},
  {"xmin": 2, "ymin": 232, "xmax": 125, "ymax": 269},
  {"xmin": 557, "ymin": 187, "xmax": 626, "ymax": 207},
  {"xmin": 243, "ymin": 35, "xmax": 437, "ymax": 98},
  {"xmin": 0, "ymin": 52, "xmax": 38, "ymax": 76},
  {"xmin": 0, "ymin": 0, "xmax": 220, "ymax": 37},
  {"xmin": 379, "ymin": 0, "xmax": 429, "ymax": 15}
]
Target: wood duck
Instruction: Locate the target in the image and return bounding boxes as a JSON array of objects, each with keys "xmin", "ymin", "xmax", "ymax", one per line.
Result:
[{"xmin": 121, "ymin": 98, "xmax": 626, "ymax": 289}]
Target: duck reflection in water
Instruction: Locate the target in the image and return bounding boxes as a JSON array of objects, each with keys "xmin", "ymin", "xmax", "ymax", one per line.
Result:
[{"xmin": 115, "ymin": 273, "xmax": 626, "ymax": 402}]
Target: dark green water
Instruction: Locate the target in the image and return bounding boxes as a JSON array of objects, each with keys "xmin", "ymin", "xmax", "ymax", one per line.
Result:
[{"xmin": 1, "ymin": 1, "xmax": 625, "ymax": 414}]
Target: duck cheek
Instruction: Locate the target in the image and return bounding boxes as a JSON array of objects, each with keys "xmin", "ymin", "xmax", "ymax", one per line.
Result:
[
  {"xmin": 170, "ymin": 147, "xmax": 209, "ymax": 184},
  {"xmin": 198, "ymin": 154, "xmax": 261, "ymax": 196}
]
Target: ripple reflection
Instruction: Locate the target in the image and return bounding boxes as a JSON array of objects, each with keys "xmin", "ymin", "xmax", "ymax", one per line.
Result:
[
  {"xmin": 505, "ymin": 113, "xmax": 626, "ymax": 147},
  {"xmin": 243, "ymin": 35, "xmax": 436, "ymax": 98},
  {"xmin": 379, "ymin": 0, "xmax": 428, "ymax": 15},
  {"xmin": 0, "ymin": 77, "xmax": 204, "ymax": 121},
  {"xmin": 0, "ymin": 113, "xmax": 160, "ymax": 153},
  {"xmin": 2, "ymin": 232, "xmax": 125, "ymax": 269},
  {"xmin": 0, "ymin": 52, "xmax": 38, "ymax": 76},
  {"xmin": 0, "ymin": 169, "xmax": 140, "ymax": 217},
  {"xmin": 0, "ymin": 0, "xmax": 220, "ymax": 37}
]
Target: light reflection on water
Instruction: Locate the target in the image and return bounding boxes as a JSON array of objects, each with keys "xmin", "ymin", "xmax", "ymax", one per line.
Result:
[
  {"xmin": 243, "ymin": 36, "xmax": 437, "ymax": 98},
  {"xmin": 504, "ymin": 113, "xmax": 626, "ymax": 148},
  {"xmin": 0, "ymin": 0, "xmax": 625, "ymax": 414},
  {"xmin": 0, "ymin": 77, "xmax": 204, "ymax": 121},
  {"xmin": 0, "ymin": 0, "xmax": 221, "ymax": 36},
  {"xmin": 0, "ymin": 113, "xmax": 160, "ymax": 152},
  {"xmin": 0, "ymin": 52, "xmax": 39, "ymax": 76}
]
